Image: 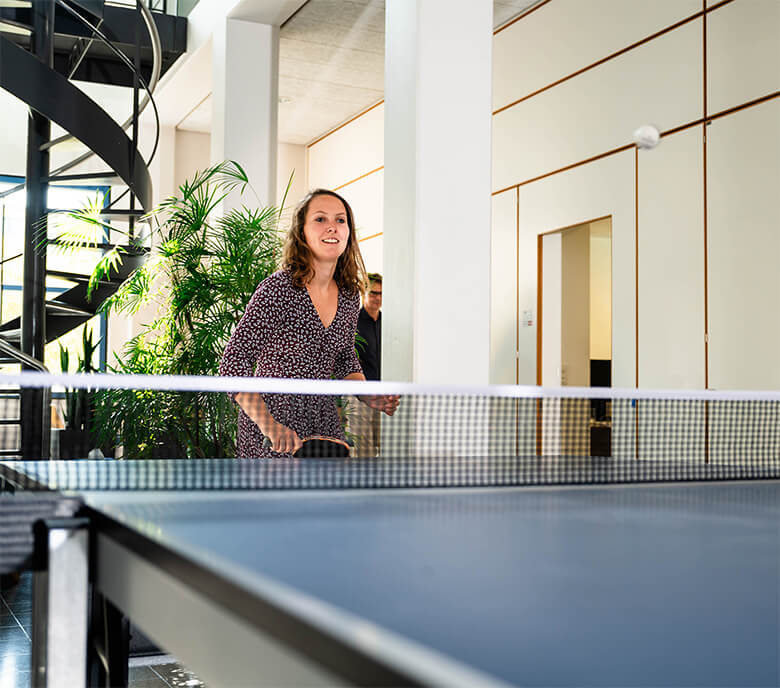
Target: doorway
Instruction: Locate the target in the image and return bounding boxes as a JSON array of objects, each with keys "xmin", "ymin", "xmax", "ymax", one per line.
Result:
[{"xmin": 537, "ymin": 217, "xmax": 612, "ymax": 457}]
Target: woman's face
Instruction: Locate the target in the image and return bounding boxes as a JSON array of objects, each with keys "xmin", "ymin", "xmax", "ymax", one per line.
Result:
[{"xmin": 303, "ymin": 194, "xmax": 350, "ymax": 264}]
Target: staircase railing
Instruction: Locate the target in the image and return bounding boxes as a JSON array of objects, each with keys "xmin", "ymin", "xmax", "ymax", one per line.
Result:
[
  {"xmin": 0, "ymin": 338, "xmax": 50, "ymax": 460},
  {"xmin": 0, "ymin": 0, "xmax": 167, "ymax": 457},
  {"xmin": 0, "ymin": 0, "xmax": 162, "ymax": 203}
]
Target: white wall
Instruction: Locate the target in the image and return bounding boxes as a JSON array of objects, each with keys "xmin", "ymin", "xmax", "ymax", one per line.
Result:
[
  {"xmin": 491, "ymin": 0, "xmax": 778, "ymax": 391},
  {"xmin": 493, "ymin": 18, "xmax": 702, "ymax": 192},
  {"xmin": 707, "ymin": 99, "xmax": 780, "ymax": 390},
  {"xmin": 307, "ymin": 103, "xmax": 385, "ymax": 275},
  {"xmin": 174, "ymin": 130, "xmax": 211, "ymax": 193},
  {"xmin": 490, "ymin": 191, "xmax": 517, "ymax": 384},
  {"xmin": 175, "ymin": 133, "xmax": 302, "ymax": 211},
  {"xmin": 516, "ymin": 151, "xmax": 636, "ymax": 387},
  {"xmin": 637, "ymin": 127, "xmax": 704, "ymax": 389},
  {"xmin": 300, "ymin": 0, "xmax": 778, "ymax": 393},
  {"xmin": 492, "ymin": 0, "xmax": 699, "ymax": 112},
  {"xmin": 342, "ymin": 169, "xmax": 384, "ymax": 275},
  {"xmin": 276, "ymin": 142, "xmax": 306, "ymax": 209},
  {"xmin": 706, "ymin": 0, "xmax": 780, "ymax": 114},
  {"xmin": 308, "ymin": 104, "xmax": 384, "ymax": 190}
]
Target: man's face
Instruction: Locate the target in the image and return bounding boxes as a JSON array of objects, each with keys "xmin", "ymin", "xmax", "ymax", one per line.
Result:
[{"xmin": 366, "ymin": 281, "xmax": 382, "ymax": 312}]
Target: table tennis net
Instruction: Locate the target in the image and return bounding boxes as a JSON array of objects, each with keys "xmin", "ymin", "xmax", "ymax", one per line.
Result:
[{"xmin": 0, "ymin": 374, "xmax": 778, "ymax": 490}]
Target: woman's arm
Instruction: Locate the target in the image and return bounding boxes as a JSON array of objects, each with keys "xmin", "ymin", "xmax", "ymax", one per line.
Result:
[
  {"xmin": 344, "ymin": 372, "xmax": 400, "ymax": 416},
  {"xmin": 219, "ymin": 281, "xmax": 274, "ymax": 380},
  {"xmin": 221, "ymin": 276, "xmax": 304, "ymax": 451}
]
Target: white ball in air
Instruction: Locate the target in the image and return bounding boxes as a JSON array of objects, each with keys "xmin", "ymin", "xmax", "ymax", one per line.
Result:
[{"xmin": 633, "ymin": 124, "xmax": 661, "ymax": 149}]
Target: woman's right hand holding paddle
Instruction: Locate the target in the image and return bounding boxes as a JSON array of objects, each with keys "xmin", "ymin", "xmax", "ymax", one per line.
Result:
[{"xmin": 236, "ymin": 392, "xmax": 303, "ymax": 454}]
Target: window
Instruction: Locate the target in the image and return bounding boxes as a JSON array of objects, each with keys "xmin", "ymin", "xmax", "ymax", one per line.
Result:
[{"xmin": 0, "ymin": 175, "xmax": 110, "ymax": 374}]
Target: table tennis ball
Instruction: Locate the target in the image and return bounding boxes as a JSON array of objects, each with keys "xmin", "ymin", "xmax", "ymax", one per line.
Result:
[{"xmin": 633, "ymin": 124, "xmax": 661, "ymax": 149}]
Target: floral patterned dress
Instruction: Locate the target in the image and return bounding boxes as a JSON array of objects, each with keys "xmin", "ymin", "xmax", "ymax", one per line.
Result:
[{"xmin": 219, "ymin": 270, "xmax": 363, "ymax": 458}]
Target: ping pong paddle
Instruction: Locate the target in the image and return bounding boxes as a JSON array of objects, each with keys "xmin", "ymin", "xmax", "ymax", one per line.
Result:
[{"xmin": 262, "ymin": 435, "xmax": 350, "ymax": 459}]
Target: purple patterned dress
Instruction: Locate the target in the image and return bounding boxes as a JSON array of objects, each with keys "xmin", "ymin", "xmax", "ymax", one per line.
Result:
[{"xmin": 219, "ymin": 270, "xmax": 363, "ymax": 458}]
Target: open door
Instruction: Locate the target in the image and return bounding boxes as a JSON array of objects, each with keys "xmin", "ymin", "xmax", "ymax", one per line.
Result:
[{"xmin": 538, "ymin": 217, "xmax": 612, "ymax": 457}]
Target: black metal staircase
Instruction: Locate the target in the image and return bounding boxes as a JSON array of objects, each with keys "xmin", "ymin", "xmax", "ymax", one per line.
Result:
[{"xmin": 0, "ymin": 0, "xmax": 186, "ymax": 458}]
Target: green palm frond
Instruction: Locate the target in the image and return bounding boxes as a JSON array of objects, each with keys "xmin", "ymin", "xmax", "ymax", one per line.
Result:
[
  {"xmin": 86, "ymin": 160, "xmax": 283, "ymax": 458},
  {"xmin": 86, "ymin": 246, "xmax": 125, "ymax": 300},
  {"xmin": 278, "ymin": 170, "xmax": 294, "ymax": 223},
  {"xmin": 38, "ymin": 191, "xmax": 119, "ymax": 251},
  {"xmin": 97, "ymin": 259, "xmax": 157, "ymax": 315}
]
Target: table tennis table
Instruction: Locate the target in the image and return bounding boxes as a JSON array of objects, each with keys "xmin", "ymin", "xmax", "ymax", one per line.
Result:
[{"xmin": 1, "ymin": 458, "xmax": 778, "ymax": 687}]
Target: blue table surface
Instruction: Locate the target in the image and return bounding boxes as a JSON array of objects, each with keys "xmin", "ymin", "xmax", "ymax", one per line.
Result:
[{"xmin": 81, "ymin": 481, "xmax": 780, "ymax": 688}]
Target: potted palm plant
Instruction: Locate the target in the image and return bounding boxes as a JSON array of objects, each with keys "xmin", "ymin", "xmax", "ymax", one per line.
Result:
[
  {"xmin": 53, "ymin": 161, "xmax": 287, "ymax": 458},
  {"xmin": 57, "ymin": 327, "xmax": 101, "ymax": 458}
]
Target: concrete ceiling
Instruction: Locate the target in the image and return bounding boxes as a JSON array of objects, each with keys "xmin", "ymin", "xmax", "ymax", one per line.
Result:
[{"xmin": 177, "ymin": 0, "xmax": 541, "ymax": 144}]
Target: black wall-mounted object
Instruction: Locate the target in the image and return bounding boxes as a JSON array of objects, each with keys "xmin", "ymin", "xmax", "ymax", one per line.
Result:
[
  {"xmin": 590, "ymin": 359, "xmax": 611, "ymax": 388},
  {"xmin": 589, "ymin": 359, "xmax": 612, "ymax": 457}
]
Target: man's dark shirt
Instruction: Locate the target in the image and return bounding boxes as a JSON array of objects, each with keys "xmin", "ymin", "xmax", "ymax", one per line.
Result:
[{"xmin": 357, "ymin": 307, "xmax": 381, "ymax": 380}]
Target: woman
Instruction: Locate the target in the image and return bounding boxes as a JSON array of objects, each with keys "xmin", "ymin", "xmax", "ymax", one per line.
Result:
[{"xmin": 220, "ymin": 189, "xmax": 398, "ymax": 458}]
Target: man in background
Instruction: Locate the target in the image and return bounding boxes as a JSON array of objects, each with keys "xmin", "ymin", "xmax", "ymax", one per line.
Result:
[
  {"xmin": 351, "ymin": 273, "xmax": 382, "ymax": 456},
  {"xmin": 358, "ymin": 273, "xmax": 382, "ymax": 381}
]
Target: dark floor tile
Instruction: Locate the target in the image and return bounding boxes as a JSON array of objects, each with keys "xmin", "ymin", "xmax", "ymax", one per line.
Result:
[
  {"xmin": 0, "ymin": 627, "xmax": 28, "ymax": 644},
  {"xmin": 0, "ymin": 575, "xmax": 31, "ymax": 595},
  {"xmin": 129, "ymin": 665, "xmax": 169, "ymax": 688},
  {"xmin": 3, "ymin": 602, "xmax": 31, "ymax": 615},
  {"xmin": 130, "ymin": 666, "xmax": 157, "ymax": 680},
  {"xmin": 2, "ymin": 585, "xmax": 31, "ymax": 602},
  {"xmin": 0, "ymin": 573, "xmax": 23, "ymax": 592},
  {"xmin": 0, "ymin": 642, "xmax": 31, "ymax": 665},
  {"xmin": 0, "ymin": 667, "xmax": 30, "ymax": 688},
  {"xmin": 129, "ymin": 677, "xmax": 169, "ymax": 688},
  {"xmin": 151, "ymin": 662, "xmax": 207, "ymax": 688},
  {"xmin": 0, "ymin": 609, "xmax": 24, "ymax": 628},
  {"xmin": 0, "ymin": 638, "xmax": 30, "ymax": 652}
]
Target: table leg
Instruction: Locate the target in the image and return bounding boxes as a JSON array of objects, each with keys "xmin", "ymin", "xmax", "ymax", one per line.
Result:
[{"xmin": 30, "ymin": 518, "xmax": 89, "ymax": 688}]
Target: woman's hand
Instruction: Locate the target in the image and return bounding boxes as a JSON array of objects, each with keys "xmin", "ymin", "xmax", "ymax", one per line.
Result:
[
  {"xmin": 343, "ymin": 373, "xmax": 400, "ymax": 416},
  {"xmin": 261, "ymin": 420, "xmax": 303, "ymax": 455},
  {"xmin": 235, "ymin": 392, "xmax": 303, "ymax": 454},
  {"xmin": 360, "ymin": 394, "xmax": 400, "ymax": 416}
]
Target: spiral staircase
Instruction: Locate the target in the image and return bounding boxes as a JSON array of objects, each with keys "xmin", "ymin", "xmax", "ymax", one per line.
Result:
[{"xmin": 0, "ymin": 0, "xmax": 187, "ymax": 458}]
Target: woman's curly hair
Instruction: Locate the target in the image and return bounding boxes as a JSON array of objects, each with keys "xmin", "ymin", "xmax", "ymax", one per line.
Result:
[{"xmin": 282, "ymin": 189, "xmax": 367, "ymax": 295}]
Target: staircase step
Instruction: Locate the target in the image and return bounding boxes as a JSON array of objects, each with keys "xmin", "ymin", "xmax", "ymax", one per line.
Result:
[
  {"xmin": 0, "ymin": 330, "xmax": 20, "ymax": 345},
  {"xmin": 47, "ymin": 172, "xmax": 122, "ymax": 186},
  {"xmin": 45, "ymin": 301, "xmax": 92, "ymax": 317},
  {"xmin": 48, "ymin": 208, "xmax": 146, "ymax": 220},
  {"xmin": 47, "ymin": 269, "xmax": 120, "ymax": 286},
  {"xmin": 48, "ymin": 239, "xmax": 149, "ymax": 253}
]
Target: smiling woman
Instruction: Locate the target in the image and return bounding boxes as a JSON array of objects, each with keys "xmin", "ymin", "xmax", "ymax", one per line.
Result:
[{"xmin": 219, "ymin": 188, "xmax": 399, "ymax": 459}]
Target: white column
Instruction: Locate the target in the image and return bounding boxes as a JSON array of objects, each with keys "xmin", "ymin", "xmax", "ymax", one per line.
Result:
[
  {"xmin": 384, "ymin": 0, "xmax": 493, "ymax": 385},
  {"xmin": 211, "ymin": 17, "xmax": 279, "ymax": 209},
  {"xmin": 149, "ymin": 123, "xmax": 176, "ymax": 207}
]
